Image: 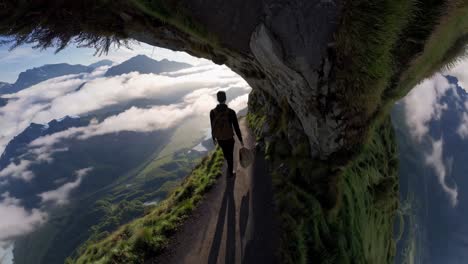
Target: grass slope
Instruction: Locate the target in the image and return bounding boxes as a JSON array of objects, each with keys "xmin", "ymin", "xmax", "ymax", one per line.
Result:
[
  {"xmin": 334, "ymin": 0, "xmax": 468, "ymax": 155},
  {"xmin": 392, "ymin": 1, "xmax": 468, "ymax": 99},
  {"xmin": 71, "ymin": 148, "xmax": 224, "ymax": 263},
  {"xmin": 277, "ymin": 118, "xmax": 397, "ymax": 263}
]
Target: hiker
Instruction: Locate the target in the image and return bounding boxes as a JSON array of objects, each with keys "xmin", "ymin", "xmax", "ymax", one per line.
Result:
[{"xmin": 210, "ymin": 91, "xmax": 243, "ymax": 177}]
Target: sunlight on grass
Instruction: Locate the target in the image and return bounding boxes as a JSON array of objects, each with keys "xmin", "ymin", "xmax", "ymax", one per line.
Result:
[{"xmin": 71, "ymin": 148, "xmax": 224, "ymax": 263}]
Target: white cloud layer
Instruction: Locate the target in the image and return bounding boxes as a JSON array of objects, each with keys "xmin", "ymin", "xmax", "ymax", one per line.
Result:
[
  {"xmin": 29, "ymin": 92, "xmax": 218, "ymax": 149},
  {"xmin": 444, "ymin": 59, "xmax": 468, "ymax": 139},
  {"xmin": 0, "ymin": 64, "xmax": 249, "ymax": 155},
  {"xmin": 404, "ymin": 73, "xmax": 454, "ymax": 140},
  {"xmin": 458, "ymin": 112, "xmax": 468, "ymax": 139},
  {"xmin": 0, "ymin": 242, "xmax": 14, "ymax": 264},
  {"xmin": 0, "ymin": 192, "xmax": 47, "ymax": 241},
  {"xmin": 0, "ymin": 160, "xmax": 34, "ymax": 181},
  {"xmin": 0, "ymin": 147, "xmax": 69, "ymax": 184},
  {"xmin": 425, "ymin": 139, "xmax": 458, "ymax": 207},
  {"xmin": 39, "ymin": 167, "xmax": 92, "ymax": 205},
  {"xmin": 0, "ymin": 55, "xmax": 251, "ymax": 248},
  {"xmin": 445, "ymin": 59, "xmax": 468, "ymax": 92},
  {"xmin": 228, "ymin": 94, "xmax": 249, "ymax": 113},
  {"xmin": 403, "ymin": 70, "xmax": 467, "ymax": 207}
]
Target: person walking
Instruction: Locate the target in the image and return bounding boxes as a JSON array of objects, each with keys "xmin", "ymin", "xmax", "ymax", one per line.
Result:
[{"xmin": 210, "ymin": 91, "xmax": 243, "ymax": 178}]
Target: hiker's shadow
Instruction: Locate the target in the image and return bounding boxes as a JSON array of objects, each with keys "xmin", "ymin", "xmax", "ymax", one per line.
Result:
[{"xmin": 208, "ymin": 175, "xmax": 236, "ymax": 264}]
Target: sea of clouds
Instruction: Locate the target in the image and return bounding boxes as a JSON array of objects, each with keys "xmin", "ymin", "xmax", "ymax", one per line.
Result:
[
  {"xmin": 403, "ymin": 62, "xmax": 468, "ymax": 207},
  {"xmin": 0, "ymin": 59, "xmax": 251, "ymax": 260}
]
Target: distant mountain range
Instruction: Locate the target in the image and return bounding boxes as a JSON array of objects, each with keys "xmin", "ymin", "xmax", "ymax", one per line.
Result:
[
  {"xmin": 0, "ymin": 64, "xmax": 93, "ymax": 94},
  {"xmin": 104, "ymin": 55, "xmax": 191, "ymax": 77},
  {"xmin": 0, "ymin": 60, "xmax": 114, "ymax": 95},
  {"xmin": 4, "ymin": 115, "xmax": 171, "ymax": 263},
  {"xmin": 0, "ymin": 55, "xmax": 213, "ymax": 264},
  {"xmin": 0, "ymin": 97, "xmax": 7, "ymax": 107},
  {"xmin": 0, "ymin": 56, "xmax": 192, "ymax": 95},
  {"xmin": 3, "ymin": 110, "xmax": 207, "ymax": 264},
  {"xmin": 0, "ymin": 116, "xmax": 84, "ymax": 168},
  {"xmin": 0, "ymin": 82, "xmax": 10, "ymax": 89},
  {"xmin": 88, "ymin": 59, "xmax": 113, "ymax": 69}
]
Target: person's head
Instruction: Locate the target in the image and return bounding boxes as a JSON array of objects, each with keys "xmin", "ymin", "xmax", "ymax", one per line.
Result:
[{"xmin": 217, "ymin": 91, "xmax": 226, "ymax": 104}]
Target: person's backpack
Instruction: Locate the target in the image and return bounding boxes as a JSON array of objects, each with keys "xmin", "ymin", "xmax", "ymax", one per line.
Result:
[{"xmin": 212, "ymin": 108, "xmax": 234, "ymax": 140}]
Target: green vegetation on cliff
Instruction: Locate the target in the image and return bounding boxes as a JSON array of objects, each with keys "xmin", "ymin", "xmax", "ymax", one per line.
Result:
[
  {"xmin": 336, "ymin": 0, "xmax": 414, "ymax": 117},
  {"xmin": 130, "ymin": 0, "xmax": 217, "ymax": 45},
  {"xmin": 0, "ymin": 0, "xmax": 215, "ymax": 54},
  {"xmin": 395, "ymin": 2, "xmax": 468, "ymax": 98},
  {"xmin": 248, "ymin": 90, "xmax": 398, "ymax": 264},
  {"xmin": 71, "ymin": 149, "xmax": 223, "ymax": 263},
  {"xmin": 335, "ymin": 0, "xmax": 468, "ymax": 155}
]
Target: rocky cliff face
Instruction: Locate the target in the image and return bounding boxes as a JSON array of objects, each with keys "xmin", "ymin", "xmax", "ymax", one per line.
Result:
[{"xmin": 127, "ymin": 0, "xmax": 345, "ymax": 160}]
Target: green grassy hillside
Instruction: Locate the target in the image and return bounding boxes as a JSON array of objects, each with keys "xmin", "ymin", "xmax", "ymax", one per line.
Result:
[
  {"xmin": 71, "ymin": 148, "xmax": 223, "ymax": 263},
  {"xmin": 13, "ymin": 126, "xmax": 209, "ymax": 264},
  {"xmin": 12, "ymin": 129, "xmax": 172, "ymax": 264}
]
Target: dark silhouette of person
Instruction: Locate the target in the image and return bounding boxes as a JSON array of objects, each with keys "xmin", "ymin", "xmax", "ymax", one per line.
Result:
[{"xmin": 210, "ymin": 91, "xmax": 243, "ymax": 177}]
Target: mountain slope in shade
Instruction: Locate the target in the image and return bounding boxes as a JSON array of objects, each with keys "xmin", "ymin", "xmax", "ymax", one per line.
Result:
[
  {"xmin": 0, "ymin": 116, "xmax": 84, "ymax": 168},
  {"xmin": 10, "ymin": 122, "xmax": 207, "ymax": 264},
  {"xmin": 2, "ymin": 64, "xmax": 93, "ymax": 94},
  {"xmin": 0, "ymin": 81, "xmax": 11, "ymax": 89},
  {"xmin": 0, "ymin": 97, "xmax": 7, "ymax": 107},
  {"xmin": 0, "ymin": 82, "xmax": 12, "ymax": 94},
  {"xmin": 104, "ymin": 55, "xmax": 191, "ymax": 77},
  {"xmin": 88, "ymin": 60, "xmax": 113, "ymax": 69},
  {"xmin": 3, "ymin": 108, "xmax": 213, "ymax": 264},
  {"xmin": 1, "ymin": 114, "xmax": 171, "ymax": 264}
]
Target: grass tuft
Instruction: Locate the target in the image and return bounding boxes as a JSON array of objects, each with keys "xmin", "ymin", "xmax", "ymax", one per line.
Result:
[{"xmin": 391, "ymin": 1, "xmax": 468, "ymax": 100}]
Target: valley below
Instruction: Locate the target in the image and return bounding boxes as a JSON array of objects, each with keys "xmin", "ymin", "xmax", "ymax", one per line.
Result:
[{"xmin": 0, "ymin": 54, "xmax": 250, "ymax": 264}]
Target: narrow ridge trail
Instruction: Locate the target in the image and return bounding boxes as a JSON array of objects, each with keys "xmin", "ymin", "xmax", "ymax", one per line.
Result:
[{"xmin": 152, "ymin": 118, "xmax": 278, "ymax": 264}]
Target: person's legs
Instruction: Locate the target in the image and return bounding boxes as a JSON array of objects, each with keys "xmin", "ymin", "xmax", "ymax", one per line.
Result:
[
  {"xmin": 218, "ymin": 138, "xmax": 235, "ymax": 176},
  {"xmin": 225, "ymin": 139, "xmax": 234, "ymax": 174}
]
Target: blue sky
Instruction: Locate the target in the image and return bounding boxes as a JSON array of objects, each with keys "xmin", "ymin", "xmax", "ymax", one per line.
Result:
[{"xmin": 0, "ymin": 42, "xmax": 205, "ymax": 83}]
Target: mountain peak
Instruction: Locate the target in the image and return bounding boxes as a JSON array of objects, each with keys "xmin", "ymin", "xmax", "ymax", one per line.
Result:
[
  {"xmin": 104, "ymin": 55, "xmax": 192, "ymax": 77},
  {"xmin": 88, "ymin": 60, "xmax": 114, "ymax": 69},
  {"xmin": 2, "ymin": 63, "xmax": 93, "ymax": 94}
]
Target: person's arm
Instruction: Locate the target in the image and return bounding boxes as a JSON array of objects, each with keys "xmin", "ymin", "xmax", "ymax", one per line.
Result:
[
  {"xmin": 210, "ymin": 110, "xmax": 216, "ymax": 145},
  {"xmin": 230, "ymin": 109, "xmax": 243, "ymax": 144}
]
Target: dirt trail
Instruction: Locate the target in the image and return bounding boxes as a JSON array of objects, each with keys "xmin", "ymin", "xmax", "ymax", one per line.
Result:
[{"xmin": 152, "ymin": 119, "xmax": 277, "ymax": 264}]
